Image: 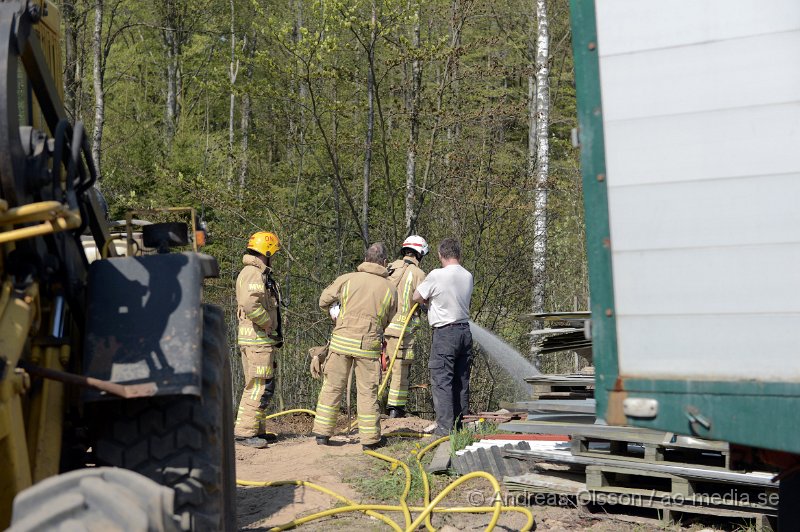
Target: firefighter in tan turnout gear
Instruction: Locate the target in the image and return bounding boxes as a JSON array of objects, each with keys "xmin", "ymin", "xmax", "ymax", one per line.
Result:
[
  {"xmin": 384, "ymin": 236, "xmax": 428, "ymax": 418},
  {"xmin": 313, "ymin": 243, "xmax": 397, "ymax": 450},
  {"xmin": 234, "ymin": 231, "xmax": 283, "ymax": 448}
]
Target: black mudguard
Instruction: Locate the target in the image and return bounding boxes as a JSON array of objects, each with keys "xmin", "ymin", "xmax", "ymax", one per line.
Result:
[{"xmin": 82, "ymin": 252, "xmax": 219, "ymax": 400}]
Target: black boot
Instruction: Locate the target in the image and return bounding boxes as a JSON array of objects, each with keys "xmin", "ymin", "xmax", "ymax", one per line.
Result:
[
  {"xmin": 257, "ymin": 432, "xmax": 278, "ymax": 443},
  {"xmin": 388, "ymin": 407, "xmax": 406, "ymax": 419},
  {"xmin": 315, "ymin": 435, "xmax": 330, "ymax": 446},
  {"xmin": 362, "ymin": 437, "xmax": 387, "ymax": 451}
]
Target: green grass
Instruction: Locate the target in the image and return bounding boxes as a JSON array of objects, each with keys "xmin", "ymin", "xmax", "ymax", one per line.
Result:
[
  {"xmin": 344, "ymin": 437, "xmax": 454, "ymax": 505},
  {"xmin": 449, "ymin": 420, "xmax": 503, "ymax": 456},
  {"xmin": 346, "ymin": 453, "xmax": 430, "ymax": 503}
]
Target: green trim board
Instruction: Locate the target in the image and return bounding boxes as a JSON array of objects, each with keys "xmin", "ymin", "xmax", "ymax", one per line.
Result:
[
  {"xmin": 621, "ymin": 383, "xmax": 800, "ymax": 454},
  {"xmin": 569, "ymin": 0, "xmax": 618, "ymax": 421},
  {"xmin": 624, "ymin": 379, "xmax": 800, "ymax": 398}
]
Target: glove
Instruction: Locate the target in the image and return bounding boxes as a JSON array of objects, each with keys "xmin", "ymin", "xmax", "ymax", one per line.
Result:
[
  {"xmin": 269, "ymin": 332, "xmax": 284, "ymax": 349},
  {"xmin": 309, "ymin": 344, "xmax": 329, "ymax": 380},
  {"xmin": 329, "ymin": 303, "xmax": 340, "ymax": 321},
  {"xmin": 380, "ymin": 340, "xmax": 388, "ymax": 372}
]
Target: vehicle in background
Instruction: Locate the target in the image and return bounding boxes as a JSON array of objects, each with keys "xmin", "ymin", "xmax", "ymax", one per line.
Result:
[
  {"xmin": 82, "ymin": 207, "xmax": 209, "ymax": 261},
  {"xmin": 0, "ymin": 2, "xmax": 234, "ymax": 529}
]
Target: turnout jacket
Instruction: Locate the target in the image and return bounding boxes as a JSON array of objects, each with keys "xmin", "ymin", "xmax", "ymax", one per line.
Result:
[
  {"xmin": 236, "ymin": 254, "xmax": 282, "ymax": 346},
  {"xmin": 385, "ymin": 256, "xmax": 426, "ymax": 339},
  {"xmin": 319, "ymin": 262, "xmax": 397, "ymax": 358}
]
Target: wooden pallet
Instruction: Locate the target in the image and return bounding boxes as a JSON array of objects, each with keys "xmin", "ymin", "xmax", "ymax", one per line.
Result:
[
  {"xmin": 571, "ymin": 434, "xmax": 731, "ymax": 470},
  {"xmin": 503, "ymin": 471, "xmax": 777, "ymax": 531},
  {"xmin": 579, "ymin": 493, "xmax": 776, "ymax": 531},
  {"xmin": 585, "ymin": 464, "xmax": 778, "ymax": 511},
  {"xmin": 503, "ymin": 448, "xmax": 776, "ymax": 488}
]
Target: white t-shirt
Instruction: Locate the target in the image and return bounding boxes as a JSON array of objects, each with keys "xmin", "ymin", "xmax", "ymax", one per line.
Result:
[{"xmin": 416, "ymin": 264, "xmax": 473, "ymax": 328}]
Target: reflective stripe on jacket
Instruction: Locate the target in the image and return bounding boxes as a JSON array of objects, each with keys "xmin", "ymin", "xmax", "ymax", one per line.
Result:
[
  {"xmin": 385, "ymin": 257, "xmax": 426, "ymax": 339},
  {"xmin": 236, "ymin": 254, "xmax": 281, "ymax": 346},
  {"xmin": 319, "ymin": 262, "xmax": 397, "ymax": 358}
]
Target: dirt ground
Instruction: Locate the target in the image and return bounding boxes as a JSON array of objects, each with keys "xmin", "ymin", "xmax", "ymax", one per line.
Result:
[{"xmin": 234, "ymin": 414, "xmax": 686, "ymax": 531}]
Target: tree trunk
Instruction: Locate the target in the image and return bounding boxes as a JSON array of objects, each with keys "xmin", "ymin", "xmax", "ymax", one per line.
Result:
[
  {"xmin": 526, "ymin": 25, "xmax": 536, "ymax": 186},
  {"xmin": 63, "ymin": 0, "xmax": 82, "ymax": 121},
  {"xmin": 228, "ymin": 0, "xmax": 238, "ymax": 191},
  {"xmin": 445, "ymin": 0, "xmax": 462, "ymax": 167},
  {"xmin": 161, "ymin": 1, "xmax": 183, "ymax": 148},
  {"xmin": 239, "ymin": 32, "xmax": 255, "ymax": 200},
  {"xmin": 531, "ymin": 0, "xmax": 550, "ymax": 328},
  {"xmin": 412, "ymin": 1, "xmax": 468, "ymax": 227},
  {"xmin": 404, "ymin": 1, "xmax": 421, "ymax": 236},
  {"xmin": 91, "ymin": 0, "xmax": 104, "ymax": 176},
  {"xmin": 361, "ymin": 1, "xmax": 377, "ymax": 247}
]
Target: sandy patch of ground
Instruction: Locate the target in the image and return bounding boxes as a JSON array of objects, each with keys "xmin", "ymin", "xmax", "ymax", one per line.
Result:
[{"xmin": 235, "ymin": 415, "xmax": 675, "ymax": 531}]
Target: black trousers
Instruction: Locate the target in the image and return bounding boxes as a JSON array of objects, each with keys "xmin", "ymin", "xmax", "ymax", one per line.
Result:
[{"xmin": 429, "ymin": 323, "xmax": 473, "ymax": 436}]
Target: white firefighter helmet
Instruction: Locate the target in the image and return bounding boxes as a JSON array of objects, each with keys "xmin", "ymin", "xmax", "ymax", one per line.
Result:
[{"xmin": 401, "ymin": 235, "xmax": 429, "ymax": 257}]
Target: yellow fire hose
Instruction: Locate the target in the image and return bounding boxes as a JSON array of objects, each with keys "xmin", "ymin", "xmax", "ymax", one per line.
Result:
[
  {"xmin": 415, "ymin": 435, "xmax": 451, "ymax": 531},
  {"xmin": 365, "ymin": 450, "xmax": 414, "ymax": 528},
  {"xmin": 236, "ymin": 436, "xmax": 534, "ymax": 532},
  {"xmin": 235, "ymin": 307, "xmax": 536, "ymax": 530},
  {"xmin": 380, "ymin": 302, "xmax": 419, "ymax": 398},
  {"xmin": 261, "ymin": 408, "xmax": 317, "ymax": 422}
]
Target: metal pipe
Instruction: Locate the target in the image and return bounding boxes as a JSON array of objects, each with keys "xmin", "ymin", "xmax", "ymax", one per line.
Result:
[
  {"xmin": 19, "ymin": 361, "xmax": 157, "ymax": 399},
  {"xmin": 50, "ymin": 295, "xmax": 64, "ymax": 338}
]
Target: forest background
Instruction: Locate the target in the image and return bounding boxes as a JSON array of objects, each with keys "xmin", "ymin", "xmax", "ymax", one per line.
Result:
[{"xmin": 59, "ymin": 0, "xmax": 588, "ymax": 415}]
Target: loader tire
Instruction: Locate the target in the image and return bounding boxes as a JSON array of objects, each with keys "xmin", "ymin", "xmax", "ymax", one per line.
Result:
[
  {"xmin": 91, "ymin": 304, "xmax": 236, "ymax": 531},
  {"xmin": 9, "ymin": 467, "xmax": 178, "ymax": 532}
]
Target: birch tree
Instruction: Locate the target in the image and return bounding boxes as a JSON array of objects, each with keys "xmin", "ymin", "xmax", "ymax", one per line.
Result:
[
  {"xmin": 531, "ymin": 0, "xmax": 550, "ymax": 330},
  {"xmin": 91, "ymin": 0, "xmax": 104, "ymax": 174},
  {"xmin": 90, "ymin": 0, "xmax": 129, "ymax": 176}
]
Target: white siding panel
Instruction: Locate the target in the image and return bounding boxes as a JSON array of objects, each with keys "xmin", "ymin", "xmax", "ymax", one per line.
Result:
[
  {"xmin": 612, "ymin": 244, "xmax": 800, "ymax": 316},
  {"xmin": 596, "ymin": 0, "xmax": 800, "ymax": 56},
  {"xmin": 604, "ymin": 102, "xmax": 800, "ymax": 187},
  {"xmin": 607, "ymin": 174, "xmax": 800, "ymax": 252},
  {"xmin": 616, "ymin": 314, "xmax": 800, "ymax": 381},
  {"xmin": 601, "ymin": 31, "xmax": 800, "ymax": 122}
]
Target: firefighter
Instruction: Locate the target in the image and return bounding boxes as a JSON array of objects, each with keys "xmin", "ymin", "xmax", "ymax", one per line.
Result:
[
  {"xmin": 313, "ymin": 243, "xmax": 397, "ymax": 450},
  {"xmin": 234, "ymin": 231, "xmax": 283, "ymax": 448},
  {"xmin": 384, "ymin": 235, "xmax": 429, "ymax": 418}
]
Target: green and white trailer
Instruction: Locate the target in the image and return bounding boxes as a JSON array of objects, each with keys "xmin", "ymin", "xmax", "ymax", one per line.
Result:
[{"xmin": 570, "ymin": 0, "xmax": 800, "ymax": 524}]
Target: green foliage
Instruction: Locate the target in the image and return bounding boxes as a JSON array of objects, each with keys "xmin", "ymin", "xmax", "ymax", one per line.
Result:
[{"xmin": 68, "ymin": 0, "xmax": 586, "ymax": 413}]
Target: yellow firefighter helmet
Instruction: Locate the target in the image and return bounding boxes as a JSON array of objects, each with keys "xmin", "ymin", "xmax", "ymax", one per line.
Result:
[{"xmin": 247, "ymin": 231, "xmax": 281, "ymax": 257}]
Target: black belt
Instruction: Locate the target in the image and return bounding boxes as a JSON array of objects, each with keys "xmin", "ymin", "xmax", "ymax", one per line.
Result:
[{"xmin": 433, "ymin": 322, "xmax": 469, "ymax": 329}]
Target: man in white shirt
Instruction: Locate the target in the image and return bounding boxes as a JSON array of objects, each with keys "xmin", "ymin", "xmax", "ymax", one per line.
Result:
[{"xmin": 413, "ymin": 237, "xmax": 474, "ymax": 436}]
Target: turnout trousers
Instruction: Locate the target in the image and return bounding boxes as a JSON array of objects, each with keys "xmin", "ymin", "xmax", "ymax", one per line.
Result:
[
  {"xmin": 312, "ymin": 351, "xmax": 382, "ymax": 445},
  {"xmin": 235, "ymin": 345, "xmax": 277, "ymax": 438},
  {"xmin": 385, "ymin": 335, "xmax": 414, "ymax": 409},
  {"xmin": 428, "ymin": 323, "xmax": 473, "ymax": 436}
]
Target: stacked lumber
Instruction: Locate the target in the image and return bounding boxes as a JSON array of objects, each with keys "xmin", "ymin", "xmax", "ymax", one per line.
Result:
[
  {"xmin": 525, "ymin": 374, "xmax": 595, "ymax": 401},
  {"xmin": 525, "ymin": 311, "xmax": 592, "ymax": 356},
  {"xmin": 461, "ymin": 411, "xmax": 527, "ymax": 424}
]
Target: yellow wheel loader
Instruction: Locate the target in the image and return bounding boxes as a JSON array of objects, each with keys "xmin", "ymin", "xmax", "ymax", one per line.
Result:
[{"xmin": 0, "ymin": 2, "xmax": 235, "ymax": 529}]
